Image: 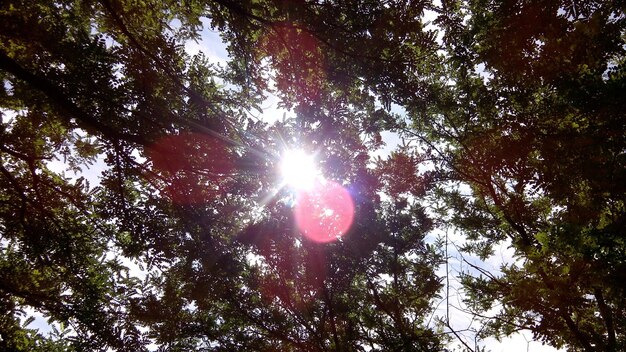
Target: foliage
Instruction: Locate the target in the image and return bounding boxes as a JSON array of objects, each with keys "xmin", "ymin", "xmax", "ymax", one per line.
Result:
[
  {"xmin": 1, "ymin": 0, "xmax": 445, "ymax": 350},
  {"xmin": 364, "ymin": 1, "xmax": 625, "ymax": 350},
  {"xmin": 2, "ymin": 0, "xmax": 625, "ymax": 351}
]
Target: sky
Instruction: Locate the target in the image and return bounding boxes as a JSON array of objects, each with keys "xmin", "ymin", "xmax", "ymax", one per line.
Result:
[{"xmin": 6, "ymin": 12, "xmax": 563, "ymax": 352}]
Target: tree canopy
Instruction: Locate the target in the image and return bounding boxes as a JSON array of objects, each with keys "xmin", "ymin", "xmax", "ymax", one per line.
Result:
[{"xmin": 1, "ymin": 0, "xmax": 625, "ymax": 351}]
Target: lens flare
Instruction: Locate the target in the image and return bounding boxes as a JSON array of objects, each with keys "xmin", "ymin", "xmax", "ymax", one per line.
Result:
[
  {"xmin": 148, "ymin": 133, "xmax": 232, "ymax": 204},
  {"xmin": 294, "ymin": 180, "xmax": 355, "ymax": 243}
]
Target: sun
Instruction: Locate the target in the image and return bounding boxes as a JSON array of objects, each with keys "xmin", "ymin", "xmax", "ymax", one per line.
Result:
[{"xmin": 280, "ymin": 149, "xmax": 319, "ymax": 190}]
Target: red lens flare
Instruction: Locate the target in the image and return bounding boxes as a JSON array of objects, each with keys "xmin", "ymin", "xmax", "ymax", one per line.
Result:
[
  {"xmin": 259, "ymin": 21, "xmax": 326, "ymax": 102},
  {"xmin": 147, "ymin": 133, "xmax": 233, "ymax": 204},
  {"xmin": 294, "ymin": 180, "xmax": 355, "ymax": 243}
]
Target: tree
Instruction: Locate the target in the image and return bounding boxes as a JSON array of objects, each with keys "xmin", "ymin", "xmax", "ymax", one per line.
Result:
[
  {"xmin": 312, "ymin": 0, "xmax": 624, "ymax": 350},
  {"xmin": 220, "ymin": 0, "xmax": 626, "ymax": 350},
  {"xmin": 224, "ymin": 1, "xmax": 625, "ymax": 350},
  {"xmin": 427, "ymin": 2, "xmax": 626, "ymax": 350},
  {"xmin": 1, "ymin": 0, "xmax": 445, "ymax": 350},
  {"xmin": 3, "ymin": 0, "xmax": 625, "ymax": 351}
]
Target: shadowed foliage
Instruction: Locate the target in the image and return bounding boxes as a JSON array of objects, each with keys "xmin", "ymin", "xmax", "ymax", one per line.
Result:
[{"xmin": 1, "ymin": 0, "xmax": 625, "ymax": 351}]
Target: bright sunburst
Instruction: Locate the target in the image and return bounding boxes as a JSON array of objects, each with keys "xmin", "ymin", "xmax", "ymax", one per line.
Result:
[{"xmin": 280, "ymin": 149, "xmax": 319, "ymax": 190}]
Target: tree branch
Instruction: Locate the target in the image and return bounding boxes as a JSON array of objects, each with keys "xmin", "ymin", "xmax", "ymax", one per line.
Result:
[
  {"xmin": 0, "ymin": 50, "xmax": 147, "ymax": 146},
  {"xmin": 594, "ymin": 287, "xmax": 616, "ymax": 351}
]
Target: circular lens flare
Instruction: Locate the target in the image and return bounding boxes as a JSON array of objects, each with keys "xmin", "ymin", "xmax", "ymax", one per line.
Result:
[
  {"xmin": 281, "ymin": 149, "xmax": 318, "ymax": 190},
  {"xmin": 294, "ymin": 180, "xmax": 355, "ymax": 243}
]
